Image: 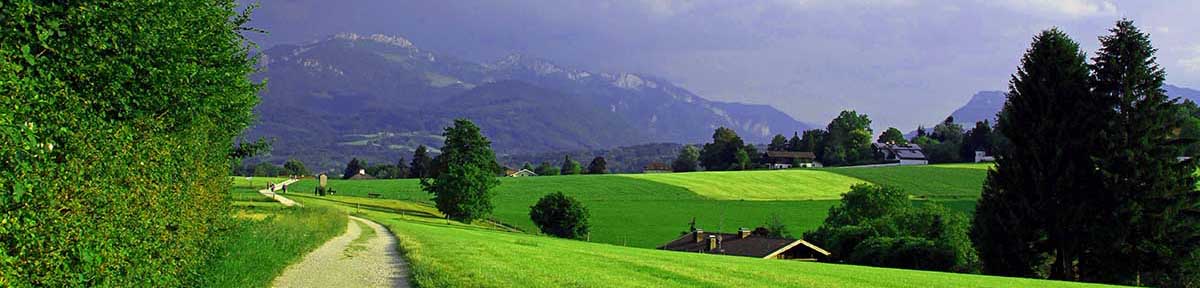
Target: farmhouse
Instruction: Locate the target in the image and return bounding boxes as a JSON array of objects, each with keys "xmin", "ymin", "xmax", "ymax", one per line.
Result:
[
  {"xmin": 658, "ymin": 228, "xmax": 831, "ymax": 260},
  {"xmin": 507, "ymin": 169, "xmax": 537, "ymax": 177},
  {"xmin": 764, "ymin": 151, "xmax": 818, "ymax": 169},
  {"xmin": 973, "ymin": 150, "xmax": 995, "ymax": 163},
  {"xmin": 873, "ymin": 143, "xmax": 928, "ymax": 165},
  {"xmin": 347, "ymin": 169, "xmax": 375, "ymax": 180},
  {"xmin": 643, "ymin": 162, "xmax": 671, "ymax": 173}
]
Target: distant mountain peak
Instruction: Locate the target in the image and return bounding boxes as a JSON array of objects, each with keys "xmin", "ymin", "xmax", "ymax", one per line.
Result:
[
  {"xmin": 332, "ymin": 32, "xmax": 415, "ymax": 49},
  {"xmin": 490, "ymin": 53, "xmax": 567, "ymax": 75}
]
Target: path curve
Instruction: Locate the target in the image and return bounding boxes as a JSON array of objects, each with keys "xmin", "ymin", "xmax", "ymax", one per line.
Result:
[{"xmin": 271, "ymin": 216, "xmax": 410, "ymax": 287}]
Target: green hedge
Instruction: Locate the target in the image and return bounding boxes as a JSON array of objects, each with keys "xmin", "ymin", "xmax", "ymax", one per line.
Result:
[{"xmin": 0, "ymin": 1, "xmax": 259, "ymax": 286}]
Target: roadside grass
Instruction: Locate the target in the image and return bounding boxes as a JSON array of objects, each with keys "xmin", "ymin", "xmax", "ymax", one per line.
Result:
[
  {"xmin": 619, "ymin": 169, "xmax": 866, "ymax": 200},
  {"xmin": 338, "ymin": 204, "xmax": 1122, "ymax": 288},
  {"xmin": 199, "ymin": 185, "xmax": 348, "ymax": 288},
  {"xmin": 824, "ymin": 164, "xmax": 989, "ymax": 199},
  {"xmin": 344, "ymin": 219, "xmax": 376, "ymax": 258}
]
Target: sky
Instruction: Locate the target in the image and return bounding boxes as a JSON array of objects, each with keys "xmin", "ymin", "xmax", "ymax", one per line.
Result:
[{"xmin": 239, "ymin": 0, "xmax": 1200, "ymax": 131}]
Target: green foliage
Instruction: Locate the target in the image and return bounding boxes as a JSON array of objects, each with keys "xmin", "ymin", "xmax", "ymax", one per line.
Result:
[
  {"xmin": 253, "ymin": 162, "xmax": 286, "ymax": 177},
  {"xmin": 763, "ymin": 214, "xmax": 791, "ymax": 238},
  {"xmin": 699, "ymin": 127, "xmax": 746, "ymax": 171},
  {"xmin": 199, "ymin": 205, "xmax": 347, "ymax": 287},
  {"xmin": 1082, "ymin": 20, "xmax": 1200, "ymax": 286},
  {"xmin": 535, "ymin": 162, "xmax": 561, "ymax": 176},
  {"xmin": 422, "ymin": 119, "xmax": 501, "ymax": 223},
  {"xmin": 410, "ymin": 145, "xmax": 433, "ymax": 179},
  {"xmin": 529, "ymin": 192, "xmax": 591, "ymax": 239},
  {"xmin": 821, "ymin": 111, "xmax": 875, "ymax": 166},
  {"xmin": 586, "ymin": 156, "xmax": 607, "ymax": 174},
  {"xmin": 733, "ymin": 148, "xmax": 751, "ymax": 170},
  {"xmin": 922, "ymin": 117, "xmax": 965, "ymax": 163},
  {"xmin": 959, "ymin": 121, "xmax": 995, "ymax": 161},
  {"xmin": 877, "ymin": 127, "xmax": 908, "ymax": 145},
  {"xmin": 284, "ymin": 159, "xmax": 310, "ymax": 176},
  {"xmin": 972, "ymin": 28, "xmax": 1108, "ymax": 280},
  {"xmin": 560, "ymin": 155, "xmax": 582, "ymax": 175},
  {"xmin": 341, "ymin": 157, "xmax": 367, "ymax": 179},
  {"xmin": 672, "ymin": 145, "xmax": 700, "ymax": 172},
  {"xmin": 522, "ymin": 162, "xmax": 535, "ymax": 172},
  {"xmin": 768, "ymin": 134, "xmax": 789, "ymax": 151},
  {"xmin": 806, "ymin": 184, "xmax": 978, "ymax": 273},
  {"xmin": 0, "ymin": 1, "xmax": 261, "ymax": 286}
]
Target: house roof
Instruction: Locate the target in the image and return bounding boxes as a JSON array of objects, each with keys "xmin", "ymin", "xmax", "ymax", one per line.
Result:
[
  {"xmin": 644, "ymin": 162, "xmax": 670, "ymax": 171},
  {"xmin": 657, "ymin": 231, "xmax": 830, "ymax": 258},
  {"xmin": 874, "ymin": 143, "xmax": 927, "ymax": 160},
  {"xmin": 508, "ymin": 169, "xmax": 537, "ymax": 176},
  {"xmin": 766, "ymin": 151, "xmax": 816, "ymax": 159},
  {"xmin": 347, "ymin": 173, "xmax": 375, "ymax": 180}
]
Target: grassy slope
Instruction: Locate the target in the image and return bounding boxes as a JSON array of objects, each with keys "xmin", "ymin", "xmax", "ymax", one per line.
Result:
[
  {"xmin": 824, "ymin": 164, "xmax": 990, "ymax": 199},
  {"xmin": 293, "ymin": 194, "xmax": 1119, "ymax": 288},
  {"xmin": 620, "ymin": 169, "xmax": 866, "ymax": 200},
  {"xmin": 197, "ymin": 178, "xmax": 348, "ymax": 287}
]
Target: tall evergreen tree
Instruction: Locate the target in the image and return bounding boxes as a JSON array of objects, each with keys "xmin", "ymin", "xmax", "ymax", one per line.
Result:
[
  {"xmin": 971, "ymin": 29, "xmax": 1108, "ymax": 279},
  {"xmin": 1083, "ymin": 20, "xmax": 1200, "ymax": 286},
  {"xmin": 768, "ymin": 134, "xmax": 789, "ymax": 151},
  {"xmin": 422, "ymin": 119, "xmax": 501, "ymax": 223},
  {"xmin": 560, "ymin": 155, "xmax": 582, "ymax": 175},
  {"xmin": 410, "ymin": 145, "xmax": 433, "ymax": 179},
  {"xmin": 787, "ymin": 132, "xmax": 803, "ymax": 152},
  {"xmin": 587, "ymin": 156, "xmax": 608, "ymax": 174}
]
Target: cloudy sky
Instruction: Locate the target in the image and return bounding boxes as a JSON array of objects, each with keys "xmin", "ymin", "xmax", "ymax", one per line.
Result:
[{"xmin": 240, "ymin": 0, "xmax": 1200, "ymax": 130}]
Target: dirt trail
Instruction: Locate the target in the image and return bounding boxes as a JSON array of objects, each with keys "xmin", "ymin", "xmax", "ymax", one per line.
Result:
[
  {"xmin": 258, "ymin": 179, "xmax": 301, "ymax": 207},
  {"xmin": 272, "ymin": 216, "xmax": 410, "ymax": 287}
]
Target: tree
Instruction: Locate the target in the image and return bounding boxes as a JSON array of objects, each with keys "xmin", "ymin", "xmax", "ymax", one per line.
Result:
[
  {"xmin": 960, "ymin": 121, "xmax": 995, "ymax": 161},
  {"xmin": 926, "ymin": 117, "xmax": 965, "ymax": 163},
  {"xmin": 768, "ymin": 134, "xmax": 789, "ymax": 151},
  {"xmin": 529, "ymin": 192, "xmax": 590, "ymax": 239},
  {"xmin": 587, "ymin": 156, "xmax": 608, "ymax": 174},
  {"xmin": 972, "ymin": 29, "xmax": 1108, "ymax": 279},
  {"xmin": 422, "ymin": 119, "xmax": 501, "ymax": 223},
  {"xmin": 410, "ymin": 145, "xmax": 433, "ymax": 179},
  {"xmin": 283, "ymin": 159, "xmax": 310, "ymax": 176},
  {"xmin": 822, "ymin": 111, "xmax": 874, "ymax": 166},
  {"xmin": 253, "ymin": 162, "xmax": 283, "ymax": 177},
  {"xmin": 877, "ymin": 127, "xmax": 908, "ymax": 145},
  {"xmin": 341, "ymin": 158, "xmax": 367, "ymax": 179},
  {"xmin": 699, "ymin": 127, "xmax": 745, "ymax": 171},
  {"xmin": 914, "ymin": 126, "xmax": 928, "ymax": 140},
  {"xmin": 787, "ymin": 132, "xmax": 803, "ymax": 152},
  {"xmin": 521, "ymin": 162, "xmax": 535, "ymax": 172},
  {"xmin": 672, "ymin": 145, "xmax": 700, "ymax": 172},
  {"xmin": 560, "ymin": 155, "xmax": 582, "ymax": 175},
  {"xmin": 733, "ymin": 148, "xmax": 751, "ymax": 170},
  {"xmin": 763, "ymin": 214, "xmax": 791, "ymax": 238},
  {"xmin": 1082, "ymin": 20, "xmax": 1200, "ymax": 286},
  {"xmin": 535, "ymin": 161, "xmax": 560, "ymax": 176},
  {"xmin": 395, "ymin": 157, "xmax": 411, "ymax": 179},
  {"xmin": 798, "ymin": 129, "xmax": 827, "ymax": 154}
]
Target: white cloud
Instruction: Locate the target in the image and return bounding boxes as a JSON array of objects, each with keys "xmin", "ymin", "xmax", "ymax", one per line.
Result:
[{"xmin": 989, "ymin": 0, "xmax": 1117, "ymax": 18}]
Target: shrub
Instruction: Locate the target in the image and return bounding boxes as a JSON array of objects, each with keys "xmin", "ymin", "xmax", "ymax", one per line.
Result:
[
  {"xmin": 529, "ymin": 192, "xmax": 590, "ymax": 239},
  {"xmin": 0, "ymin": 1, "xmax": 260, "ymax": 286}
]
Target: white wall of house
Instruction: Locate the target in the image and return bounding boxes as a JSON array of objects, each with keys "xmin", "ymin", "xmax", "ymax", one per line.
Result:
[{"xmin": 899, "ymin": 159, "xmax": 928, "ymax": 165}]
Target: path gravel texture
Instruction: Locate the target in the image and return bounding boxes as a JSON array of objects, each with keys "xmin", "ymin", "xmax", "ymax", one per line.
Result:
[
  {"xmin": 258, "ymin": 179, "xmax": 301, "ymax": 207},
  {"xmin": 272, "ymin": 216, "xmax": 410, "ymax": 287}
]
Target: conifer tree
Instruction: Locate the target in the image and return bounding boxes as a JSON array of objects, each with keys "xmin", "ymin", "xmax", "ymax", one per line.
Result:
[
  {"xmin": 971, "ymin": 28, "xmax": 1107, "ymax": 279},
  {"xmin": 410, "ymin": 145, "xmax": 433, "ymax": 179},
  {"xmin": 1083, "ymin": 20, "xmax": 1200, "ymax": 286}
]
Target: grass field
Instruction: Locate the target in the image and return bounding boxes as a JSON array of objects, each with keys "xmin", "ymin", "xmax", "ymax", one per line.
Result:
[
  {"xmin": 289, "ymin": 193, "xmax": 1116, "ymax": 288},
  {"xmin": 284, "ymin": 164, "xmax": 991, "ymax": 248},
  {"xmin": 199, "ymin": 184, "xmax": 348, "ymax": 287},
  {"xmin": 621, "ymin": 169, "xmax": 866, "ymax": 200}
]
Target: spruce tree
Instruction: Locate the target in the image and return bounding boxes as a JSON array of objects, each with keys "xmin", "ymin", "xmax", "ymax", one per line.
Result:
[
  {"xmin": 587, "ymin": 156, "xmax": 607, "ymax": 174},
  {"xmin": 787, "ymin": 132, "xmax": 803, "ymax": 152},
  {"xmin": 560, "ymin": 155, "xmax": 581, "ymax": 175},
  {"xmin": 1083, "ymin": 20, "xmax": 1200, "ymax": 286},
  {"xmin": 342, "ymin": 158, "xmax": 366, "ymax": 179},
  {"xmin": 971, "ymin": 29, "xmax": 1108, "ymax": 279},
  {"xmin": 422, "ymin": 119, "xmax": 501, "ymax": 223},
  {"xmin": 410, "ymin": 145, "xmax": 433, "ymax": 179}
]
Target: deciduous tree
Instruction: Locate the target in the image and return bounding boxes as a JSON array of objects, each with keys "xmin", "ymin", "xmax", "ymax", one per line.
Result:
[
  {"xmin": 529, "ymin": 192, "xmax": 590, "ymax": 239},
  {"xmin": 422, "ymin": 119, "xmax": 501, "ymax": 223}
]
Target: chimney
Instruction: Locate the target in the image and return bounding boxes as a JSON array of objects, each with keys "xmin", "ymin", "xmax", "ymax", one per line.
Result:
[
  {"xmin": 707, "ymin": 235, "xmax": 718, "ymax": 251},
  {"xmin": 738, "ymin": 227, "xmax": 752, "ymax": 239},
  {"xmin": 694, "ymin": 229, "xmax": 704, "ymax": 243}
]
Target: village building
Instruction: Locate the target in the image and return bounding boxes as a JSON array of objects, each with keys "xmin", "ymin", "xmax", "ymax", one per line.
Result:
[
  {"xmin": 973, "ymin": 150, "xmax": 995, "ymax": 163},
  {"xmin": 873, "ymin": 143, "xmax": 928, "ymax": 165},
  {"xmin": 507, "ymin": 169, "xmax": 538, "ymax": 177},
  {"xmin": 643, "ymin": 162, "xmax": 671, "ymax": 173},
  {"xmin": 764, "ymin": 151, "xmax": 818, "ymax": 169},
  {"xmin": 347, "ymin": 168, "xmax": 376, "ymax": 180},
  {"xmin": 659, "ymin": 228, "xmax": 831, "ymax": 260}
]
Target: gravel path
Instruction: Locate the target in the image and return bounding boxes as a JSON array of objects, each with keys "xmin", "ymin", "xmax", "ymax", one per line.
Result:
[
  {"xmin": 272, "ymin": 216, "xmax": 410, "ymax": 287},
  {"xmin": 258, "ymin": 179, "xmax": 301, "ymax": 207}
]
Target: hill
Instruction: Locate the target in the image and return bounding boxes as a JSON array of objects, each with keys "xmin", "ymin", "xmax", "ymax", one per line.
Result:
[
  {"xmin": 290, "ymin": 188, "xmax": 1119, "ymax": 288},
  {"xmin": 938, "ymin": 85, "xmax": 1200, "ymax": 128},
  {"xmin": 287, "ymin": 164, "xmax": 991, "ymax": 248},
  {"xmin": 245, "ymin": 33, "xmax": 811, "ymax": 172}
]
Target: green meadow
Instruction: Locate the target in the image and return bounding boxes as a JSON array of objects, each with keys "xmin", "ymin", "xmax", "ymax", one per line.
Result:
[
  {"xmin": 288, "ymin": 193, "xmax": 1119, "ymax": 288},
  {"xmin": 287, "ymin": 164, "xmax": 992, "ymax": 248}
]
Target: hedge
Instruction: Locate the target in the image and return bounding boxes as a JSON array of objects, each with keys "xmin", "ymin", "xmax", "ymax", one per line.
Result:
[{"xmin": 0, "ymin": 1, "xmax": 260, "ymax": 286}]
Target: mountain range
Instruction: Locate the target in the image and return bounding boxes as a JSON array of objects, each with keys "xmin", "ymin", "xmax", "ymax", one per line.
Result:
[{"xmin": 244, "ymin": 33, "xmax": 811, "ymax": 172}]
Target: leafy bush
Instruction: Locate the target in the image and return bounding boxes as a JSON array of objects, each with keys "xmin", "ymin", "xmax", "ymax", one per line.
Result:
[
  {"xmin": 529, "ymin": 192, "xmax": 590, "ymax": 239},
  {"xmin": 805, "ymin": 184, "xmax": 978, "ymax": 273},
  {"xmin": 0, "ymin": 1, "xmax": 260, "ymax": 286}
]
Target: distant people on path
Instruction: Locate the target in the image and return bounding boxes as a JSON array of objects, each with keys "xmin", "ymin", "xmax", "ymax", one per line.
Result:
[{"xmin": 282, "ymin": 184, "xmax": 287, "ymax": 194}]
